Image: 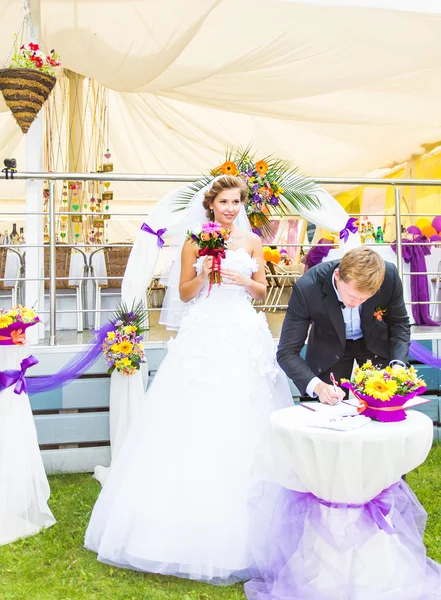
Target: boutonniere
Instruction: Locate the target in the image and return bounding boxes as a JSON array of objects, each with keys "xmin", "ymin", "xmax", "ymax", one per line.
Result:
[{"xmin": 374, "ymin": 306, "xmax": 387, "ymax": 321}]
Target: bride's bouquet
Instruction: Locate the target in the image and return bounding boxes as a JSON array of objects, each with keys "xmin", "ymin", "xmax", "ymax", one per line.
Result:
[
  {"xmin": 0, "ymin": 305, "xmax": 39, "ymax": 345},
  {"xmin": 341, "ymin": 360, "xmax": 426, "ymax": 422},
  {"xmin": 187, "ymin": 222, "xmax": 231, "ymax": 294}
]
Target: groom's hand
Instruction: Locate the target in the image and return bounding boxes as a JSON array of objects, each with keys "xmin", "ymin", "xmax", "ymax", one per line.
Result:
[{"xmin": 314, "ymin": 381, "xmax": 345, "ymax": 405}]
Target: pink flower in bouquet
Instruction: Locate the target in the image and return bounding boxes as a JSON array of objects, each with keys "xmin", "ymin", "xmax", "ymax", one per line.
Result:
[{"xmin": 186, "ymin": 222, "xmax": 231, "ymax": 295}]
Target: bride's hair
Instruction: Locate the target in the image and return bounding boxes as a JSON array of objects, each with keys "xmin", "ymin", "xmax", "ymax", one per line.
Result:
[{"xmin": 202, "ymin": 176, "xmax": 248, "ymax": 220}]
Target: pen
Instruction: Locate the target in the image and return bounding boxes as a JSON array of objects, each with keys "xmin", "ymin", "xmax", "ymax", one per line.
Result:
[{"xmin": 330, "ymin": 372, "xmax": 339, "ymax": 394}]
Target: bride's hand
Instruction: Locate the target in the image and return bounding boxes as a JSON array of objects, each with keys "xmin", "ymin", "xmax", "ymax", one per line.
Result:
[
  {"xmin": 200, "ymin": 256, "xmax": 213, "ymax": 280},
  {"xmin": 221, "ymin": 268, "xmax": 251, "ymax": 287}
]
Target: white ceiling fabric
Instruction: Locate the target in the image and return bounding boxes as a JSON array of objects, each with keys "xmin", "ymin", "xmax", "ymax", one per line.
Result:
[{"xmin": 0, "ymin": 0, "xmax": 441, "ymax": 196}]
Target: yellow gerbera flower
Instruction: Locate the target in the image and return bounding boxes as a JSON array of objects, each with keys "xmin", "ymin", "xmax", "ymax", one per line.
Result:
[
  {"xmin": 220, "ymin": 161, "xmax": 238, "ymax": 175},
  {"xmin": 107, "ymin": 331, "xmax": 115, "ymax": 341},
  {"xmin": 364, "ymin": 375, "xmax": 397, "ymax": 401},
  {"xmin": 110, "ymin": 343, "xmax": 121, "ymax": 352},
  {"xmin": 120, "ymin": 357, "xmax": 132, "ymax": 367},
  {"xmin": 0, "ymin": 315, "xmax": 13, "ymax": 329},
  {"xmin": 119, "ymin": 341, "xmax": 133, "ymax": 355}
]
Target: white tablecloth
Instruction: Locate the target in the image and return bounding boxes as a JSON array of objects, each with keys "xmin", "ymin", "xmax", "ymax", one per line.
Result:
[
  {"xmin": 246, "ymin": 406, "xmax": 438, "ymax": 599},
  {"xmin": 259, "ymin": 406, "xmax": 433, "ymax": 503},
  {"xmin": 325, "ymin": 245, "xmax": 441, "ymax": 324},
  {"xmin": 0, "ymin": 343, "xmax": 56, "ymax": 545}
]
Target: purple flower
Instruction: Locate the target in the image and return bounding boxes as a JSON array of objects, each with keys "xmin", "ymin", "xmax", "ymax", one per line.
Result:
[
  {"xmin": 270, "ymin": 197, "xmax": 279, "ymax": 205},
  {"xmin": 252, "ymin": 183, "xmax": 259, "ymax": 192}
]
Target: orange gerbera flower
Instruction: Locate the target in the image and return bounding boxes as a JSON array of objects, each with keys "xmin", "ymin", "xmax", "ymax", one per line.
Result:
[
  {"xmin": 255, "ymin": 160, "xmax": 269, "ymax": 176},
  {"xmin": 220, "ymin": 161, "xmax": 238, "ymax": 175}
]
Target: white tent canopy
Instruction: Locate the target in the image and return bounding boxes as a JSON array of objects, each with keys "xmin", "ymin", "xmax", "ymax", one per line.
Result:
[{"xmin": 1, "ymin": 0, "xmax": 441, "ymax": 197}]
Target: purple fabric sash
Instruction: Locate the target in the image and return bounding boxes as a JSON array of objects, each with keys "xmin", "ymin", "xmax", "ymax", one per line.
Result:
[
  {"xmin": 140, "ymin": 222, "xmax": 167, "ymax": 248},
  {"xmin": 392, "ymin": 236, "xmax": 438, "ymax": 326},
  {"xmin": 339, "ymin": 217, "xmax": 358, "ymax": 243},
  {"xmin": 409, "ymin": 340, "xmax": 441, "ymax": 369},
  {"xmin": 317, "ymin": 483, "xmax": 399, "ymax": 535},
  {"xmin": 301, "ymin": 238, "xmax": 333, "ymax": 271},
  {"xmin": 26, "ymin": 323, "xmax": 114, "ymax": 396},
  {"xmin": 0, "ymin": 355, "xmax": 39, "ymax": 394}
]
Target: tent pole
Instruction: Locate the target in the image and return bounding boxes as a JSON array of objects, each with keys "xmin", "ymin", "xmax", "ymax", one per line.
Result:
[
  {"xmin": 394, "ymin": 186, "xmax": 403, "ymax": 280},
  {"xmin": 24, "ymin": 0, "xmax": 45, "ymax": 343}
]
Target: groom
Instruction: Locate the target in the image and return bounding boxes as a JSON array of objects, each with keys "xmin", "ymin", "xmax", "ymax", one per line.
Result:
[{"xmin": 277, "ymin": 247, "xmax": 411, "ymax": 404}]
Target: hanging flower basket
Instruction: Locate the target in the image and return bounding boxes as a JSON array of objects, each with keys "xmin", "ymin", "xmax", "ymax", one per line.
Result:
[{"xmin": 0, "ymin": 67, "xmax": 56, "ymax": 133}]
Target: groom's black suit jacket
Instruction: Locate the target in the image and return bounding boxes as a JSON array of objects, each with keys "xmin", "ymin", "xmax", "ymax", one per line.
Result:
[{"xmin": 276, "ymin": 260, "xmax": 411, "ymax": 396}]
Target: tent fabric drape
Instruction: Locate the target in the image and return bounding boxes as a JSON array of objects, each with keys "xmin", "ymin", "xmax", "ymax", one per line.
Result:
[{"xmin": 1, "ymin": 1, "xmax": 441, "ymax": 187}]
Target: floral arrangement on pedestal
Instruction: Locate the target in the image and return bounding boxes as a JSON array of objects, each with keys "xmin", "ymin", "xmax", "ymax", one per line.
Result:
[
  {"xmin": 102, "ymin": 303, "xmax": 147, "ymax": 376},
  {"xmin": 341, "ymin": 360, "xmax": 426, "ymax": 422},
  {"xmin": 0, "ymin": 35, "xmax": 61, "ymax": 133},
  {"xmin": 177, "ymin": 146, "xmax": 319, "ymax": 237},
  {"xmin": 0, "ymin": 305, "xmax": 39, "ymax": 345}
]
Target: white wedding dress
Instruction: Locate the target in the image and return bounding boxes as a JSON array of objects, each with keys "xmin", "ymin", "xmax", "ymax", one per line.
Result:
[{"xmin": 85, "ymin": 248, "xmax": 293, "ymax": 584}]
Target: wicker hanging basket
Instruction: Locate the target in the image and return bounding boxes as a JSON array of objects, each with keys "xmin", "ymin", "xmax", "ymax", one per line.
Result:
[{"xmin": 0, "ymin": 67, "xmax": 56, "ymax": 133}]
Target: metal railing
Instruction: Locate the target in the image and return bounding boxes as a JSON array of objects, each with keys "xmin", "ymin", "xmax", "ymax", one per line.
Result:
[{"xmin": 1, "ymin": 170, "xmax": 441, "ymax": 344}]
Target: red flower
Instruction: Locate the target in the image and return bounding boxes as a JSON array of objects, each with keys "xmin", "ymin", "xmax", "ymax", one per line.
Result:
[
  {"xmin": 374, "ymin": 306, "xmax": 387, "ymax": 321},
  {"xmin": 28, "ymin": 42, "xmax": 40, "ymax": 52}
]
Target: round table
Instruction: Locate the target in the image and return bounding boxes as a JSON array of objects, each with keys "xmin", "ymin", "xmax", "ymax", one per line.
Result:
[{"xmin": 245, "ymin": 406, "xmax": 441, "ymax": 600}]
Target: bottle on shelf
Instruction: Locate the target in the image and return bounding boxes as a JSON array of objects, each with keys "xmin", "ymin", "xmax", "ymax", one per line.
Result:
[
  {"xmin": 375, "ymin": 226, "xmax": 384, "ymax": 244},
  {"xmin": 364, "ymin": 222, "xmax": 375, "ymax": 244},
  {"xmin": 3, "ymin": 229, "xmax": 9, "ymax": 245},
  {"xmin": 360, "ymin": 223, "xmax": 366, "ymax": 244},
  {"xmin": 9, "ymin": 223, "xmax": 19, "ymax": 244},
  {"xmin": 19, "ymin": 227, "xmax": 25, "ymax": 243}
]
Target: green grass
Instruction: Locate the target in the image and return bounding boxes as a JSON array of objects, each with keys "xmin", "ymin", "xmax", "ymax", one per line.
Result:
[{"xmin": 1, "ymin": 445, "xmax": 441, "ymax": 600}]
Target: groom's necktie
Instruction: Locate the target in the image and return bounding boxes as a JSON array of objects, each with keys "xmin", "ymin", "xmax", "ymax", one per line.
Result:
[{"xmin": 338, "ymin": 301, "xmax": 346, "ymax": 309}]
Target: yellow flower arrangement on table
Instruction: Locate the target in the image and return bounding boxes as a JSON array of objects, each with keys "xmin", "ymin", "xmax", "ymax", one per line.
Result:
[
  {"xmin": 341, "ymin": 360, "xmax": 426, "ymax": 422},
  {"xmin": 0, "ymin": 305, "xmax": 39, "ymax": 345}
]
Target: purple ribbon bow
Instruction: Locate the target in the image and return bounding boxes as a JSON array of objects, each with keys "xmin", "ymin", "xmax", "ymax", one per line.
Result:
[
  {"xmin": 0, "ymin": 355, "xmax": 39, "ymax": 395},
  {"xmin": 339, "ymin": 217, "xmax": 359, "ymax": 244},
  {"xmin": 318, "ymin": 482, "xmax": 399, "ymax": 535},
  {"xmin": 140, "ymin": 222, "xmax": 167, "ymax": 248}
]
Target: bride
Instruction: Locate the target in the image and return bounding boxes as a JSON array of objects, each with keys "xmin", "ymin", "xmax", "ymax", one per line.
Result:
[{"xmin": 84, "ymin": 175, "xmax": 293, "ymax": 584}]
